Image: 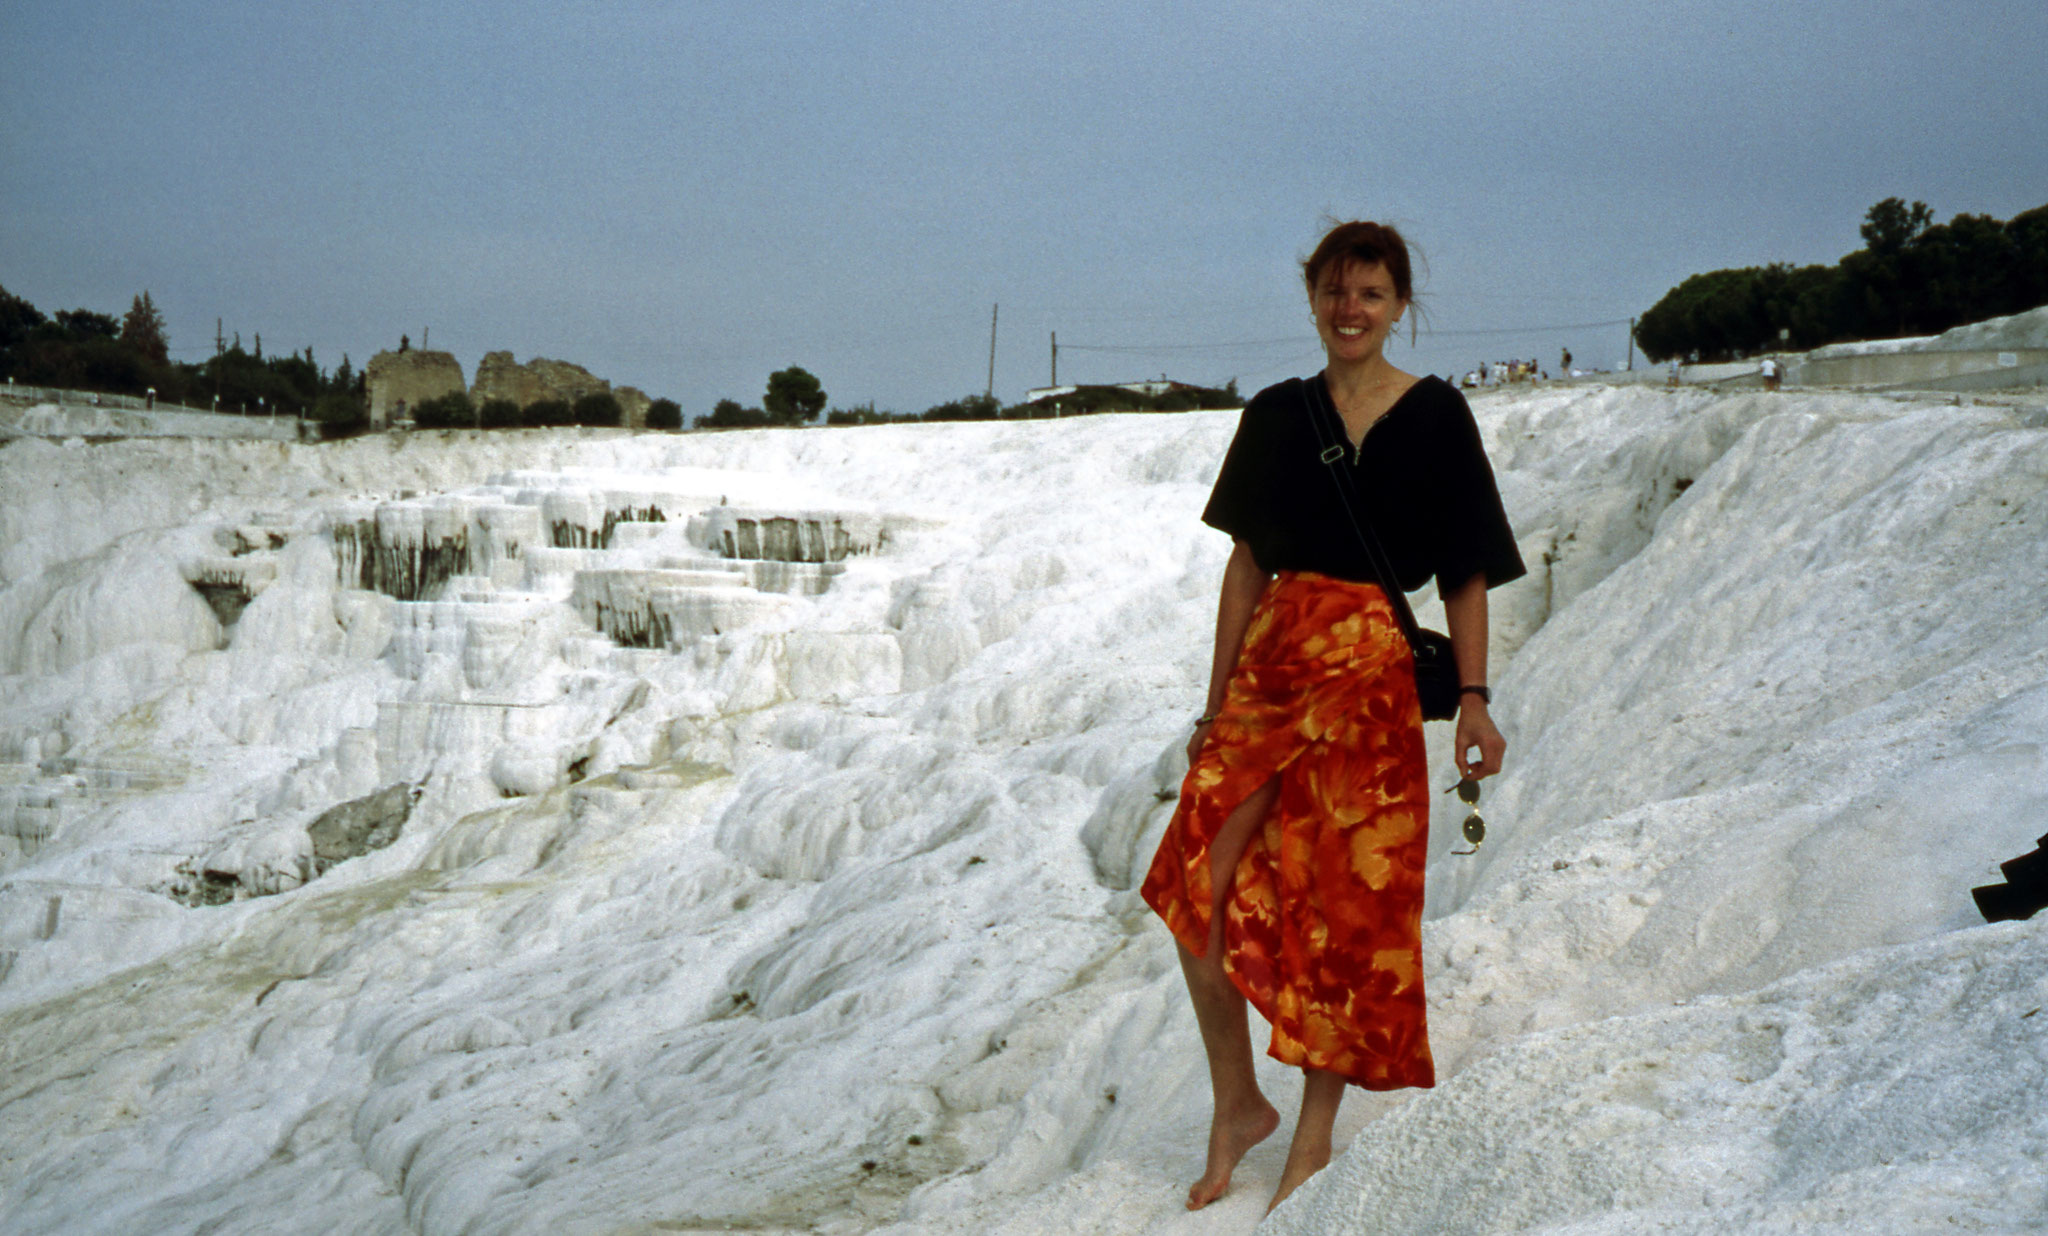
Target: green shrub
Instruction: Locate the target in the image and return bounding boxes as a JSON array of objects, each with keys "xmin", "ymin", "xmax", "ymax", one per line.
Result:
[
  {"xmin": 312, "ymin": 392, "xmax": 370, "ymax": 439},
  {"xmin": 645, "ymin": 398, "xmax": 683, "ymax": 430},
  {"xmin": 825, "ymin": 401, "xmax": 918, "ymax": 425},
  {"xmin": 479, "ymin": 398, "xmax": 521, "ymax": 429},
  {"xmin": 524, "ymin": 398, "xmax": 573, "ymax": 427},
  {"xmin": 412, "ymin": 390, "xmax": 475, "ymax": 429},
  {"xmin": 572, "ymin": 391, "xmax": 623, "ymax": 427},
  {"xmin": 921, "ymin": 393, "xmax": 1001, "ymax": 422},
  {"xmin": 698, "ymin": 398, "xmax": 769, "ymax": 429}
]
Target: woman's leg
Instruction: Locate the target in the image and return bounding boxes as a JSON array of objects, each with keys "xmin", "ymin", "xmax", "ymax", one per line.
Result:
[
  {"xmin": 1268, "ymin": 1068, "xmax": 1346, "ymax": 1211},
  {"xmin": 1181, "ymin": 774, "xmax": 1282, "ymax": 1210}
]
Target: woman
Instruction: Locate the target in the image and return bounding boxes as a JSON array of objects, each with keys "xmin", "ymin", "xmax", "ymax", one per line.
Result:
[{"xmin": 1140, "ymin": 220, "xmax": 1524, "ymax": 1213}]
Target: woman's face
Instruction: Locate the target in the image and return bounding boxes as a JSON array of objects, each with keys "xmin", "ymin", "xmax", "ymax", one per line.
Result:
[{"xmin": 1311, "ymin": 259, "xmax": 1405, "ymax": 364}]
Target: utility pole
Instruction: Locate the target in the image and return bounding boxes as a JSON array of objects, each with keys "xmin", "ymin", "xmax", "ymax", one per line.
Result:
[
  {"xmin": 423, "ymin": 326, "xmax": 429, "ymax": 350},
  {"xmin": 215, "ymin": 318, "xmax": 224, "ymax": 357},
  {"xmin": 1626, "ymin": 317, "xmax": 1636, "ymax": 371},
  {"xmin": 986, "ymin": 304, "xmax": 998, "ymax": 400},
  {"xmin": 1050, "ymin": 331, "xmax": 1057, "ymax": 385}
]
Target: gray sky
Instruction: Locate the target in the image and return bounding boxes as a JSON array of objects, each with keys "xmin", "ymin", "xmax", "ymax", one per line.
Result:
[{"xmin": 5, "ymin": 0, "xmax": 2045, "ymax": 414}]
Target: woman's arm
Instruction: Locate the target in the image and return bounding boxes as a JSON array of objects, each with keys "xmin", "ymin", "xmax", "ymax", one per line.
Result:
[
  {"xmin": 1442, "ymin": 571, "xmax": 1506, "ymax": 779},
  {"xmin": 1188, "ymin": 540, "xmax": 1272, "ymax": 762}
]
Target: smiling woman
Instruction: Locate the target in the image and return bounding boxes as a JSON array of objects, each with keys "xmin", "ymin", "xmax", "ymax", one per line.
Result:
[
  {"xmin": 1142, "ymin": 217, "xmax": 1525, "ymax": 1217},
  {"xmin": 1307, "ymin": 221, "xmax": 1416, "ymax": 365}
]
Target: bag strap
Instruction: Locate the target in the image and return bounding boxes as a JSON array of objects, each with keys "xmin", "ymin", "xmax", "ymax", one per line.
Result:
[{"xmin": 1297, "ymin": 375, "xmax": 1428, "ymax": 655}]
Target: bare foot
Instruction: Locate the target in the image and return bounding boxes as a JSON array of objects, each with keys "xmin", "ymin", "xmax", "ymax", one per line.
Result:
[
  {"xmin": 1186, "ymin": 1097, "xmax": 1280, "ymax": 1209},
  {"xmin": 1265, "ymin": 1140, "xmax": 1332, "ymax": 1213}
]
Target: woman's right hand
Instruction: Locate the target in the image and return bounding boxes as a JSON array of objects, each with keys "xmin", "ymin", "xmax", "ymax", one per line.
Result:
[{"xmin": 1186, "ymin": 720, "xmax": 1214, "ymax": 767}]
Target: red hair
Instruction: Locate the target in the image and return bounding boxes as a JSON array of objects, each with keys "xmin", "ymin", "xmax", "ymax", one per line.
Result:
[{"xmin": 1302, "ymin": 220, "xmax": 1414, "ymax": 302}]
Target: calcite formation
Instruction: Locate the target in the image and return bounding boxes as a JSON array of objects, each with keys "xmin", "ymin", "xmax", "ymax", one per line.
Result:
[{"xmin": 4, "ymin": 391, "xmax": 2048, "ymax": 1234}]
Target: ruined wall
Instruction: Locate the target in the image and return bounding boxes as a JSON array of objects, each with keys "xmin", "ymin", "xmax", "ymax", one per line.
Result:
[
  {"xmin": 469, "ymin": 353, "xmax": 653, "ymax": 430},
  {"xmin": 613, "ymin": 385, "xmax": 652, "ymax": 430},
  {"xmin": 364, "ymin": 349, "xmax": 653, "ymax": 431},
  {"xmin": 364, "ymin": 350, "xmax": 465, "ymax": 429},
  {"xmin": 467, "ymin": 354, "xmax": 613, "ymax": 423}
]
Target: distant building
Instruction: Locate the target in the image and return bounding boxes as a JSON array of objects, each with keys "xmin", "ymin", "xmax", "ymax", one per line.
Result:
[{"xmin": 1022, "ymin": 377, "xmax": 1208, "ymax": 404}]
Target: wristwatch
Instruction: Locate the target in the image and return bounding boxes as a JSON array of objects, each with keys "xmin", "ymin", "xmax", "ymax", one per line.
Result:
[{"xmin": 1459, "ymin": 685, "xmax": 1491, "ymax": 705}]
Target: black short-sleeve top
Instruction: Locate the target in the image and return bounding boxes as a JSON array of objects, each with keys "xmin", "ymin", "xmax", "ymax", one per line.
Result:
[{"xmin": 1201, "ymin": 373, "xmax": 1525, "ymax": 594}]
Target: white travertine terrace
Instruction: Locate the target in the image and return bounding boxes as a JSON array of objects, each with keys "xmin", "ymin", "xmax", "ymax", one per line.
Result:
[{"xmin": 0, "ymin": 389, "xmax": 2044, "ymax": 1235}]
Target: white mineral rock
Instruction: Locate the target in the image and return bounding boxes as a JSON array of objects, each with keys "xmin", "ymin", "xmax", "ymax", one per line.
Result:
[{"xmin": 0, "ymin": 386, "xmax": 2043, "ymax": 1236}]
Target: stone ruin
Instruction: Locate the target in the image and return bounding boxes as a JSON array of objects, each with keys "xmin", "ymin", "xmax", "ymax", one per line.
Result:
[
  {"xmin": 364, "ymin": 349, "xmax": 465, "ymax": 429},
  {"xmin": 362, "ymin": 349, "xmax": 655, "ymax": 431},
  {"xmin": 470, "ymin": 352, "xmax": 653, "ymax": 429}
]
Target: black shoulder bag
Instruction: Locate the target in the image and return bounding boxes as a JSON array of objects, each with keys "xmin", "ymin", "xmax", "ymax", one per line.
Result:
[{"xmin": 1298, "ymin": 377, "xmax": 1462, "ymax": 722}]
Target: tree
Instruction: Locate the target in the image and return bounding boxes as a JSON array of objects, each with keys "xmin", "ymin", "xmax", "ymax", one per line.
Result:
[
  {"xmin": 1859, "ymin": 197, "xmax": 1934, "ymax": 256},
  {"xmin": 1843, "ymin": 197, "xmax": 1937, "ymax": 338},
  {"xmin": 1910, "ymin": 213, "xmax": 2018, "ymax": 332},
  {"xmin": 119, "ymin": 292, "xmax": 169, "ymax": 364},
  {"xmin": 53, "ymin": 308, "xmax": 119, "ymax": 340},
  {"xmin": 2008, "ymin": 205, "xmax": 2048, "ymax": 316},
  {"xmin": 763, "ymin": 366, "xmax": 826, "ymax": 425},
  {"xmin": 572, "ymin": 391, "xmax": 623, "ymax": 427},
  {"xmin": 698, "ymin": 398, "xmax": 768, "ymax": 429},
  {"xmin": 478, "ymin": 398, "xmax": 521, "ymax": 429},
  {"xmin": 1635, "ymin": 196, "xmax": 2048, "ymax": 361},
  {"xmin": 645, "ymin": 398, "xmax": 683, "ymax": 430},
  {"xmin": 0, "ymin": 284, "xmax": 47, "ymax": 352}
]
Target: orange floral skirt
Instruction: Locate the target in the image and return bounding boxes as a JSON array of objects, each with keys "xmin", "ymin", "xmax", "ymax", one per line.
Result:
[{"xmin": 1141, "ymin": 571, "xmax": 1435, "ymax": 1090}]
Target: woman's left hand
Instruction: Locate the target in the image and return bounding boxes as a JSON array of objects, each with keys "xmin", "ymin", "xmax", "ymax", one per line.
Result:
[{"xmin": 1454, "ymin": 701, "xmax": 1506, "ymax": 780}]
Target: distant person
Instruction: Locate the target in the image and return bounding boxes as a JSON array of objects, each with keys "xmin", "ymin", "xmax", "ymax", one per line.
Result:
[
  {"xmin": 1144, "ymin": 219, "xmax": 1524, "ymax": 1214},
  {"xmin": 1760, "ymin": 356, "xmax": 1781, "ymax": 391},
  {"xmin": 1667, "ymin": 358, "xmax": 1681, "ymax": 387},
  {"xmin": 1561, "ymin": 346, "xmax": 1572, "ymax": 373}
]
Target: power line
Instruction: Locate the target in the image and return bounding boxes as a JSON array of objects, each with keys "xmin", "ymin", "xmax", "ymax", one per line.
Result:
[
  {"xmin": 1420, "ymin": 317, "xmax": 1634, "ymax": 338},
  {"xmin": 1059, "ymin": 316, "xmax": 1634, "ymax": 358},
  {"xmin": 1060, "ymin": 334, "xmax": 1307, "ymax": 355}
]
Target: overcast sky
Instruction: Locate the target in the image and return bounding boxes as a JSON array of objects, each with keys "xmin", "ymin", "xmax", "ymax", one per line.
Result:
[{"xmin": 5, "ymin": 0, "xmax": 2045, "ymax": 413}]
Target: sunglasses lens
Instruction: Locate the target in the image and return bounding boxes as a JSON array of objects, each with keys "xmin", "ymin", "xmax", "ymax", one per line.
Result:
[
  {"xmin": 1452, "ymin": 778, "xmax": 1480, "ymax": 806},
  {"xmin": 1462, "ymin": 814, "xmax": 1486, "ymax": 845}
]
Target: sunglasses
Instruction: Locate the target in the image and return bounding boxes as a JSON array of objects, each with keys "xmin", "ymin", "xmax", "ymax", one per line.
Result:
[{"xmin": 1445, "ymin": 778, "xmax": 1486, "ymax": 855}]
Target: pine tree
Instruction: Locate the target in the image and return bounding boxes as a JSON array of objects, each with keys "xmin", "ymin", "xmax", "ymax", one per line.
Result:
[
  {"xmin": 119, "ymin": 292, "xmax": 170, "ymax": 364},
  {"xmin": 763, "ymin": 366, "xmax": 826, "ymax": 425}
]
